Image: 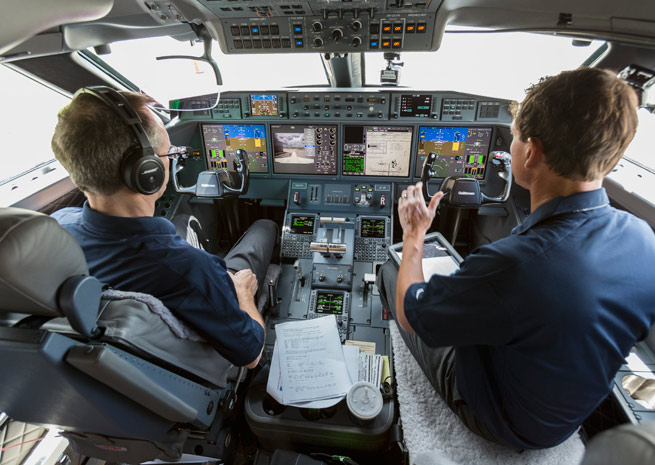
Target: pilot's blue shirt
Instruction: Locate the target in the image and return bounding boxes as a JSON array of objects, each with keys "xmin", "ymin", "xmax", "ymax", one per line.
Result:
[
  {"xmin": 52, "ymin": 203, "xmax": 265, "ymax": 367},
  {"xmin": 404, "ymin": 188, "xmax": 655, "ymax": 449}
]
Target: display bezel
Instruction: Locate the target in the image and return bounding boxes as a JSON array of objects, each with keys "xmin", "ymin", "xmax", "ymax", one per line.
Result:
[{"xmin": 315, "ymin": 291, "xmax": 345, "ymax": 315}]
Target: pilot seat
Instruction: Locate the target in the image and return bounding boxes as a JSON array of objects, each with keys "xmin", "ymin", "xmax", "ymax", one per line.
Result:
[{"xmin": 0, "ymin": 207, "xmax": 244, "ymax": 463}]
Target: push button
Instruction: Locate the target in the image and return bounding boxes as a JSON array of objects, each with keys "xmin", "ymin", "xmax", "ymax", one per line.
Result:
[
  {"xmin": 270, "ymin": 24, "xmax": 280, "ymax": 34},
  {"xmin": 406, "ymin": 23, "xmax": 416, "ymax": 33},
  {"xmin": 233, "ymin": 39, "xmax": 243, "ymax": 49},
  {"xmin": 392, "ymin": 39, "xmax": 402, "ymax": 48},
  {"xmin": 231, "ymin": 26, "xmax": 241, "ymax": 36},
  {"xmin": 260, "ymin": 25, "xmax": 270, "ymax": 35},
  {"xmin": 370, "ymin": 23, "xmax": 380, "ymax": 34},
  {"xmin": 417, "ymin": 23, "xmax": 427, "ymax": 33},
  {"xmin": 240, "ymin": 26, "xmax": 250, "ymax": 35}
]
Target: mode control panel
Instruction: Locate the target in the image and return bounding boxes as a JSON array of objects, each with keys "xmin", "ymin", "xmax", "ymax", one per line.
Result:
[
  {"xmin": 289, "ymin": 92, "xmax": 390, "ymax": 120},
  {"xmin": 289, "ymin": 181, "xmax": 393, "ymax": 214},
  {"xmin": 390, "ymin": 93, "xmax": 441, "ymax": 120}
]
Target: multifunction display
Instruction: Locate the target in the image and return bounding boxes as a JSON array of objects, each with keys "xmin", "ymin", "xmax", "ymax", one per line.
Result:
[
  {"xmin": 415, "ymin": 127, "xmax": 493, "ymax": 179},
  {"xmin": 272, "ymin": 125, "xmax": 337, "ymax": 175},
  {"xmin": 201, "ymin": 124, "xmax": 268, "ymax": 173},
  {"xmin": 342, "ymin": 126, "xmax": 413, "ymax": 177},
  {"xmin": 315, "ymin": 291, "xmax": 344, "ymax": 315},
  {"xmin": 250, "ymin": 94, "xmax": 278, "ymax": 116},
  {"xmin": 290, "ymin": 215, "xmax": 315, "ymax": 235},
  {"xmin": 400, "ymin": 94, "xmax": 432, "ymax": 118},
  {"xmin": 360, "ymin": 218, "xmax": 386, "ymax": 238}
]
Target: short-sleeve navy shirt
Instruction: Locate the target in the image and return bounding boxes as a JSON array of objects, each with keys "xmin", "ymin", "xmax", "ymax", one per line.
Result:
[
  {"xmin": 53, "ymin": 203, "xmax": 264, "ymax": 367},
  {"xmin": 404, "ymin": 189, "xmax": 655, "ymax": 449}
]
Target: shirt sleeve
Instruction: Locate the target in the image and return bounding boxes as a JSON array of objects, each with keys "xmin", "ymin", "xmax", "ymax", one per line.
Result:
[
  {"xmin": 403, "ymin": 245, "xmax": 515, "ymax": 348},
  {"xmin": 175, "ymin": 252, "xmax": 265, "ymax": 367}
]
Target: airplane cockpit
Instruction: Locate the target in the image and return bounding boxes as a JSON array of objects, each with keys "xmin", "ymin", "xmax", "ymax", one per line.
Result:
[{"xmin": 1, "ymin": 1, "xmax": 655, "ymax": 465}]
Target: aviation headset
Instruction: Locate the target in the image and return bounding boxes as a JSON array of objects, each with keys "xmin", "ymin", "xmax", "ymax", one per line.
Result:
[{"xmin": 73, "ymin": 86, "xmax": 166, "ymax": 195}]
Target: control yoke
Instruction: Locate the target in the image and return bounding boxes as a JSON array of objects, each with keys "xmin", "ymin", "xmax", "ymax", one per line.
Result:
[
  {"xmin": 421, "ymin": 151, "xmax": 512, "ymax": 208},
  {"xmin": 172, "ymin": 148, "xmax": 250, "ymax": 198}
]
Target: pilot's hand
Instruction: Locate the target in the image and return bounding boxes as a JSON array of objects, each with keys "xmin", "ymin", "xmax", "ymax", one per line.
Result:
[
  {"xmin": 398, "ymin": 182, "xmax": 444, "ymax": 238},
  {"xmin": 231, "ymin": 269, "xmax": 258, "ymax": 297}
]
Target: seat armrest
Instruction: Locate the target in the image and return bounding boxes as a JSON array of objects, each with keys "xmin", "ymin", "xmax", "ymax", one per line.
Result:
[{"xmin": 66, "ymin": 344, "xmax": 198, "ymax": 423}]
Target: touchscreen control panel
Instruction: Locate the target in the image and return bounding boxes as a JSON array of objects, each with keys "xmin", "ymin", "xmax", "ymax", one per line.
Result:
[{"xmin": 342, "ymin": 125, "xmax": 413, "ymax": 177}]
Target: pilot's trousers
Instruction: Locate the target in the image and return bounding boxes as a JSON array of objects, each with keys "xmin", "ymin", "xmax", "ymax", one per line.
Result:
[
  {"xmin": 377, "ymin": 260, "xmax": 514, "ymax": 449},
  {"xmin": 224, "ymin": 219, "xmax": 279, "ymax": 305}
]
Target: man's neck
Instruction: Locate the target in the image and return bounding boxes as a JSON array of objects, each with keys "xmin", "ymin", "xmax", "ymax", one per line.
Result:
[
  {"xmin": 529, "ymin": 175, "xmax": 603, "ymax": 212},
  {"xmin": 87, "ymin": 189, "xmax": 156, "ymax": 218}
]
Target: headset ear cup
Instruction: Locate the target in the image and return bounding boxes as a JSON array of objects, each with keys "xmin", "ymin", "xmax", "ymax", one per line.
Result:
[{"xmin": 121, "ymin": 148, "xmax": 165, "ymax": 195}]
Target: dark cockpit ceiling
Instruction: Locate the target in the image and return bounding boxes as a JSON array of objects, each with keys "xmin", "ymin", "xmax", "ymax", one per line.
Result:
[{"xmin": 4, "ymin": 0, "xmax": 655, "ymax": 65}]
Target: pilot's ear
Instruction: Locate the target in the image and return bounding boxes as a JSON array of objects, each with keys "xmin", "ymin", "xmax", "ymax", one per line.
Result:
[{"xmin": 525, "ymin": 136, "xmax": 544, "ymax": 167}]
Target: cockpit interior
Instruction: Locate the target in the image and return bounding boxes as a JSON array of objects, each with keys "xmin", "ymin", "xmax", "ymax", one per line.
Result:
[{"xmin": 1, "ymin": 1, "xmax": 655, "ymax": 465}]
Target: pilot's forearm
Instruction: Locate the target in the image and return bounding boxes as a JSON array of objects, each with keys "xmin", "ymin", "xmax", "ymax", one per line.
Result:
[
  {"xmin": 396, "ymin": 231, "xmax": 426, "ymax": 333},
  {"xmin": 237, "ymin": 291, "xmax": 265, "ymax": 329}
]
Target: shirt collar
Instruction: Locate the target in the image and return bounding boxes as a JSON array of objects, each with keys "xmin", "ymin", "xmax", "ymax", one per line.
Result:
[
  {"xmin": 82, "ymin": 201, "xmax": 175, "ymax": 236},
  {"xmin": 512, "ymin": 188, "xmax": 610, "ymax": 235}
]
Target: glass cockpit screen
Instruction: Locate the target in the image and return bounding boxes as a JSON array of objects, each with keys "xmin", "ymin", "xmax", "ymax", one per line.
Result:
[
  {"xmin": 201, "ymin": 124, "xmax": 268, "ymax": 173},
  {"xmin": 250, "ymin": 94, "xmax": 278, "ymax": 116},
  {"xmin": 271, "ymin": 124, "xmax": 337, "ymax": 175},
  {"xmin": 360, "ymin": 218, "xmax": 386, "ymax": 238},
  {"xmin": 343, "ymin": 125, "xmax": 413, "ymax": 177},
  {"xmin": 290, "ymin": 215, "xmax": 315, "ymax": 235},
  {"xmin": 315, "ymin": 291, "xmax": 344, "ymax": 315},
  {"xmin": 415, "ymin": 127, "xmax": 493, "ymax": 179}
]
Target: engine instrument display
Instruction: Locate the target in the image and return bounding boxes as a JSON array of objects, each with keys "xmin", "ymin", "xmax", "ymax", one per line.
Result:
[
  {"xmin": 290, "ymin": 215, "xmax": 315, "ymax": 235},
  {"xmin": 315, "ymin": 291, "xmax": 344, "ymax": 315},
  {"xmin": 250, "ymin": 94, "xmax": 278, "ymax": 116},
  {"xmin": 201, "ymin": 124, "xmax": 268, "ymax": 173},
  {"xmin": 271, "ymin": 124, "xmax": 337, "ymax": 175},
  {"xmin": 342, "ymin": 125, "xmax": 413, "ymax": 177},
  {"xmin": 400, "ymin": 94, "xmax": 432, "ymax": 118},
  {"xmin": 360, "ymin": 218, "xmax": 386, "ymax": 239},
  {"xmin": 415, "ymin": 127, "xmax": 493, "ymax": 179}
]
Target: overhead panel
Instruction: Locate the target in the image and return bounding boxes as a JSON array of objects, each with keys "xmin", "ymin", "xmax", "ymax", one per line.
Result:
[{"xmin": 196, "ymin": 0, "xmax": 443, "ymax": 53}]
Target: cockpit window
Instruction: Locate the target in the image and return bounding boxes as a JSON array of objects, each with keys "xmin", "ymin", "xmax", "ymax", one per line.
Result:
[
  {"xmin": 88, "ymin": 36, "xmax": 329, "ymax": 106},
  {"xmin": 365, "ymin": 29, "xmax": 605, "ymax": 101}
]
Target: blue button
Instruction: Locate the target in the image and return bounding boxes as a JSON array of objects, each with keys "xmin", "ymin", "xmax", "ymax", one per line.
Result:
[{"xmin": 371, "ymin": 41, "xmax": 378, "ymax": 47}]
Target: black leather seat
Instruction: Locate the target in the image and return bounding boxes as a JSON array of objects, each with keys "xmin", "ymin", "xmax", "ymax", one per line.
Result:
[{"xmin": 0, "ymin": 207, "xmax": 241, "ymax": 463}]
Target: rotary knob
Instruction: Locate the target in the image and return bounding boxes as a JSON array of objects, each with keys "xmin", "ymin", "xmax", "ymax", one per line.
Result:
[
  {"xmin": 314, "ymin": 37, "xmax": 324, "ymax": 47},
  {"xmin": 332, "ymin": 28, "xmax": 343, "ymax": 42},
  {"xmin": 352, "ymin": 20, "xmax": 362, "ymax": 31},
  {"xmin": 352, "ymin": 36, "xmax": 362, "ymax": 47},
  {"xmin": 313, "ymin": 21, "xmax": 324, "ymax": 32}
]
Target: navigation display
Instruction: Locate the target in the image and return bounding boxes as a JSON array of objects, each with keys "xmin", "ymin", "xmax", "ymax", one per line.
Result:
[
  {"xmin": 271, "ymin": 124, "xmax": 337, "ymax": 175},
  {"xmin": 342, "ymin": 125, "xmax": 413, "ymax": 177},
  {"xmin": 400, "ymin": 94, "xmax": 432, "ymax": 118},
  {"xmin": 315, "ymin": 291, "xmax": 344, "ymax": 315},
  {"xmin": 201, "ymin": 124, "xmax": 268, "ymax": 173},
  {"xmin": 415, "ymin": 127, "xmax": 493, "ymax": 179},
  {"xmin": 290, "ymin": 215, "xmax": 315, "ymax": 235},
  {"xmin": 360, "ymin": 218, "xmax": 386, "ymax": 238},
  {"xmin": 250, "ymin": 94, "xmax": 278, "ymax": 116}
]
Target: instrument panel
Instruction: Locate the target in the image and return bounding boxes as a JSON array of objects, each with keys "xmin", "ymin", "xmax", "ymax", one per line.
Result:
[{"xmin": 176, "ymin": 89, "xmax": 512, "ymax": 183}]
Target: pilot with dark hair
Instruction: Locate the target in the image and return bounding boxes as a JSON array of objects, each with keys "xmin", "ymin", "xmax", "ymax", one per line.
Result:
[
  {"xmin": 51, "ymin": 89, "xmax": 278, "ymax": 368},
  {"xmin": 378, "ymin": 67, "xmax": 655, "ymax": 449}
]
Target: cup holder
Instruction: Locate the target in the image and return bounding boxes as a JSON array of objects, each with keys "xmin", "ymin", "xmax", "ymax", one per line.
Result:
[
  {"xmin": 263, "ymin": 394, "xmax": 286, "ymax": 416},
  {"xmin": 300, "ymin": 405, "xmax": 338, "ymax": 421},
  {"xmin": 621, "ymin": 374, "xmax": 655, "ymax": 410}
]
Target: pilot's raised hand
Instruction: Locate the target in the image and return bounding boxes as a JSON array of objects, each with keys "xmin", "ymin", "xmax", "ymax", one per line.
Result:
[{"xmin": 398, "ymin": 182, "xmax": 444, "ymax": 238}]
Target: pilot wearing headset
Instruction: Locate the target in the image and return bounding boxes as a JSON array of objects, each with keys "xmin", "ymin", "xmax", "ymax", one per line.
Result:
[
  {"xmin": 51, "ymin": 87, "xmax": 276, "ymax": 369},
  {"xmin": 379, "ymin": 68, "xmax": 655, "ymax": 449}
]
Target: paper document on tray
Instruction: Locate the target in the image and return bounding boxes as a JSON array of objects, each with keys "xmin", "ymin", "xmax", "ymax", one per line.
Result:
[
  {"xmin": 267, "ymin": 342, "xmax": 359, "ymax": 408},
  {"xmin": 275, "ymin": 315, "xmax": 353, "ymax": 404}
]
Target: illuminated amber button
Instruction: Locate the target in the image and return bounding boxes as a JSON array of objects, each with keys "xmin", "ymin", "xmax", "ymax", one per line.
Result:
[{"xmin": 381, "ymin": 40, "xmax": 391, "ymax": 48}]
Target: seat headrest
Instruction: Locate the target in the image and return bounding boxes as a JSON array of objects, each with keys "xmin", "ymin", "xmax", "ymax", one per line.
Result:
[{"xmin": 0, "ymin": 207, "xmax": 88, "ymax": 316}]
